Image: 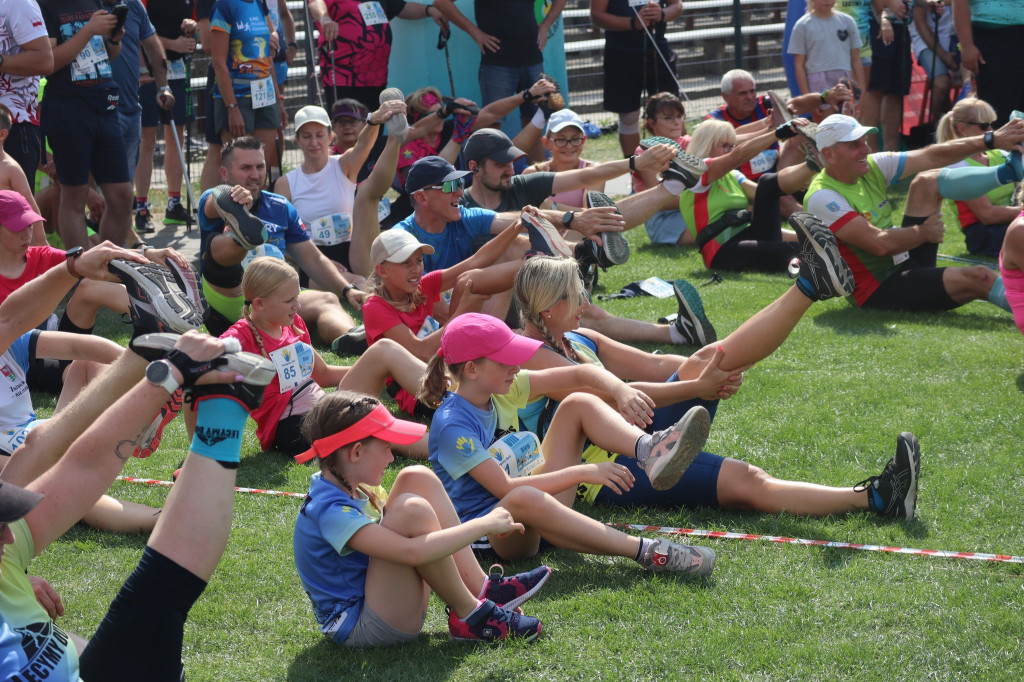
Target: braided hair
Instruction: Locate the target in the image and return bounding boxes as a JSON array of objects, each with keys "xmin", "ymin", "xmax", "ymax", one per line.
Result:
[{"xmin": 240, "ymin": 257, "xmax": 302, "ymax": 357}]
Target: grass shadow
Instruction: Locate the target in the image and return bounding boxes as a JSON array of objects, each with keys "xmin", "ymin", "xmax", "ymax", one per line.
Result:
[
  {"xmin": 1016, "ymin": 372, "xmax": 1024, "ymax": 394},
  {"xmin": 813, "ymin": 306, "xmax": 1007, "ymax": 336}
]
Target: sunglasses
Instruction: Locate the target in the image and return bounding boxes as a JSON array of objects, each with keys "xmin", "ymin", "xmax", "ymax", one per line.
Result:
[
  {"xmin": 423, "ymin": 177, "xmax": 466, "ymax": 193},
  {"xmin": 550, "ymin": 136, "xmax": 585, "ymax": 148},
  {"xmin": 966, "ymin": 120, "xmax": 995, "ymax": 130}
]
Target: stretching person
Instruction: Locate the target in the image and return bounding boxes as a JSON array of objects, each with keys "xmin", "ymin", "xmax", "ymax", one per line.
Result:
[
  {"xmin": 512, "ymin": 222, "xmax": 921, "ymax": 519},
  {"xmin": 1000, "ymin": 199, "xmax": 1024, "ymax": 338},
  {"xmin": 293, "ymin": 391, "xmax": 546, "ymax": 645}
]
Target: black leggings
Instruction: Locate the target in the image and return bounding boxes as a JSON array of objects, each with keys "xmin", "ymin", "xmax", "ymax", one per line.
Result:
[
  {"xmin": 709, "ymin": 173, "xmax": 799, "ymax": 272},
  {"xmin": 80, "ymin": 546, "xmax": 206, "ymax": 682}
]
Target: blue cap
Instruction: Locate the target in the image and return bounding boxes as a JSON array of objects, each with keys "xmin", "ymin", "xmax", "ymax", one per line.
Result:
[{"xmin": 404, "ymin": 156, "xmax": 472, "ymax": 194}]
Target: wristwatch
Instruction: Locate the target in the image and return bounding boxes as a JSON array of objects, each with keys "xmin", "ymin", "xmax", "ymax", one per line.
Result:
[
  {"xmin": 146, "ymin": 360, "xmax": 182, "ymax": 394},
  {"xmin": 65, "ymin": 246, "xmax": 84, "ymax": 279},
  {"xmin": 984, "ymin": 130, "xmax": 995, "ymax": 150},
  {"xmin": 562, "ymin": 211, "xmax": 576, "ymax": 228},
  {"xmin": 0, "ymin": 55, "xmax": 5, "ymax": 71},
  {"xmin": 366, "ymin": 111, "xmax": 380, "ymax": 126}
]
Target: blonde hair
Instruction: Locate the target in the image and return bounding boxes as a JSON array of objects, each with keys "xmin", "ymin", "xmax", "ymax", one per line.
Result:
[
  {"xmin": 241, "ymin": 257, "xmax": 301, "ymax": 357},
  {"xmin": 688, "ymin": 120, "xmax": 737, "ymax": 159},
  {"xmin": 513, "ymin": 256, "xmax": 585, "ymax": 363},
  {"xmin": 936, "ymin": 98, "xmax": 998, "ymax": 143},
  {"xmin": 300, "ymin": 390, "xmax": 385, "ymax": 512},
  {"xmin": 365, "ymin": 259, "xmax": 428, "ymax": 314}
]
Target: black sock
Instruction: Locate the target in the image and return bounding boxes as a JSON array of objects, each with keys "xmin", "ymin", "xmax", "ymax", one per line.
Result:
[{"xmin": 900, "ymin": 214, "xmax": 929, "ymax": 227}]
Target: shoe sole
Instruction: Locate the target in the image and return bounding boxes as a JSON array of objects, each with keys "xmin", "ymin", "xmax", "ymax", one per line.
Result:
[
  {"xmin": 450, "ymin": 623, "xmax": 542, "ymax": 643},
  {"xmin": 497, "ymin": 567, "xmax": 552, "ymax": 611},
  {"xmin": 897, "ymin": 432, "xmax": 921, "ymax": 520},
  {"xmin": 109, "ymin": 260, "xmax": 205, "ymax": 333},
  {"xmin": 130, "ymin": 334, "xmax": 271, "ymax": 387},
  {"xmin": 639, "ymin": 137, "xmax": 707, "ymax": 180},
  {"xmin": 766, "ymin": 89, "xmax": 793, "ymax": 125},
  {"xmin": 638, "ymin": 136, "xmax": 682, "ymax": 153},
  {"xmin": 673, "ymin": 279, "xmax": 717, "ymax": 345},
  {"xmin": 132, "ymin": 333, "xmax": 243, "ymax": 361},
  {"xmin": 794, "ymin": 123, "xmax": 826, "ymax": 170},
  {"xmin": 165, "ymin": 259, "xmax": 210, "ymax": 323},
  {"xmin": 788, "ymin": 212, "xmax": 854, "ymax": 299},
  {"xmin": 646, "ymin": 406, "xmax": 710, "ymax": 491},
  {"xmin": 585, "ymin": 191, "xmax": 629, "ymax": 266},
  {"xmin": 163, "ymin": 215, "xmax": 192, "ymax": 225},
  {"xmin": 379, "ymin": 87, "xmax": 409, "ymax": 138},
  {"xmin": 522, "ymin": 212, "xmax": 572, "ymax": 258},
  {"xmin": 212, "ymin": 186, "xmax": 266, "ymax": 250}
]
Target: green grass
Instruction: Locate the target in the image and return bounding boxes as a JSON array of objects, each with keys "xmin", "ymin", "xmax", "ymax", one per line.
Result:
[{"xmin": 29, "ymin": 137, "xmax": 1024, "ymax": 680}]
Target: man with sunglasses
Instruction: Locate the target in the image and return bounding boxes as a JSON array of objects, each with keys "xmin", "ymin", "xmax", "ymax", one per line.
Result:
[{"xmin": 804, "ymin": 113, "xmax": 1024, "ymax": 311}]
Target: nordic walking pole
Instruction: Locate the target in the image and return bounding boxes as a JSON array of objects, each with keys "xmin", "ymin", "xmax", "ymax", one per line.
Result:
[
  {"xmin": 631, "ymin": 6, "xmax": 689, "ymax": 101},
  {"xmin": 183, "ymin": 54, "xmax": 194, "ymax": 231},
  {"xmin": 437, "ymin": 25, "xmax": 455, "ymax": 98},
  {"xmin": 160, "ymin": 104, "xmax": 198, "ymax": 229}
]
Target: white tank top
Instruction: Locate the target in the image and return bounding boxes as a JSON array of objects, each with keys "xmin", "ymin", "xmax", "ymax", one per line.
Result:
[{"xmin": 286, "ymin": 158, "xmax": 356, "ymax": 243}]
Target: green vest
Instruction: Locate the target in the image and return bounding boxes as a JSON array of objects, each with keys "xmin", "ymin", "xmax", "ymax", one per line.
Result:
[{"xmin": 680, "ymin": 170, "xmax": 750, "ymax": 266}]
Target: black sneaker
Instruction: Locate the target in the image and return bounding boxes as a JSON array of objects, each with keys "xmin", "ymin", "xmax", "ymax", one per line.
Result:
[
  {"xmin": 585, "ymin": 191, "xmax": 629, "ymax": 266},
  {"xmin": 164, "ymin": 201, "xmax": 193, "ymax": 225},
  {"xmin": 640, "ymin": 138, "xmax": 707, "ymax": 189},
  {"xmin": 794, "ymin": 122, "xmax": 825, "ymax": 172},
  {"xmin": 522, "ymin": 212, "xmax": 571, "ymax": 258},
  {"xmin": 134, "ymin": 203, "xmax": 156, "ymax": 235},
  {"xmin": 211, "ymin": 185, "xmax": 266, "ymax": 250},
  {"xmin": 109, "ymin": 260, "xmax": 206, "ymax": 334},
  {"xmin": 447, "ymin": 599, "xmax": 542, "ymax": 643},
  {"xmin": 788, "ymin": 212, "xmax": 854, "ymax": 301},
  {"xmin": 855, "ymin": 432, "xmax": 921, "ymax": 520},
  {"xmin": 379, "ymin": 87, "xmax": 409, "ymax": 139},
  {"xmin": 573, "ymin": 240, "xmax": 601, "ymax": 295},
  {"xmin": 331, "ymin": 325, "xmax": 368, "ymax": 356},
  {"xmin": 672, "ymin": 279, "xmax": 716, "ymax": 346}
]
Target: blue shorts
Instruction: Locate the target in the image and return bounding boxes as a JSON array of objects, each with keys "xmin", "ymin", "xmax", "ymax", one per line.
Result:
[
  {"xmin": 645, "ymin": 208, "xmax": 689, "ymax": 246},
  {"xmin": 42, "ymin": 91, "xmax": 129, "ymax": 186},
  {"xmin": 478, "ymin": 62, "xmax": 543, "ymax": 137},
  {"xmin": 140, "ymin": 79, "xmax": 192, "ymax": 127},
  {"xmin": 916, "ymin": 48, "xmax": 951, "ymax": 80},
  {"xmin": 595, "ymin": 450, "xmax": 725, "ymax": 509}
]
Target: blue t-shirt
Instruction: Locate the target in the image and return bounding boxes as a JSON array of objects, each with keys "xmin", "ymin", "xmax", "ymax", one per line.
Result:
[
  {"xmin": 428, "ymin": 375, "xmax": 532, "ymax": 524},
  {"xmin": 209, "ymin": 0, "xmax": 275, "ymax": 98},
  {"xmin": 393, "ymin": 207, "xmax": 495, "ymax": 272},
  {"xmin": 109, "ymin": 0, "xmax": 155, "ymax": 115},
  {"xmin": 293, "ymin": 473, "xmax": 380, "ymax": 643},
  {"xmin": 198, "ymin": 189, "xmax": 309, "ymax": 273}
]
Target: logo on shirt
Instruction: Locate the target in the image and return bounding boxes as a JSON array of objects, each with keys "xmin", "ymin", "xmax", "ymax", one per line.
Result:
[
  {"xmin": 196, "ymin": 426, "xmax": 240, "ymax": 446},
  {"xmin": 1, "ymin": 364, "xmax": 16, "ymax": 382},
  {"xmin": 14, "ymin": 620, "xmax": 69, "ymax": 680},
  {"xmin": 837, "ymin": 29, "xmax": 849, "ymax": 41},
  {"xmin": 455, "ymin": 436, "xmax": 475, "ymax": 453},
  {"xmin": 827, "ymin": 201, "xmax": 841, "ymax": 213}
]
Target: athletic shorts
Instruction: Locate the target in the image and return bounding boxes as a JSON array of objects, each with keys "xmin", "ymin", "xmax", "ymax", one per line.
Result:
[
  {"xmin": 861, "ymin": 262, "xmax": 957, "ymax": 311},
  {"xmin": 341, "ymin": 603, "xmax": 423, "ymax": 648},
  {"xmin": 868, "ymin": 18, "xmax": 911, "ymax": 95},
  {"xmin": 41, "ymin": 92, "xmax": 129, "ymax": 186},
  {"xmin": 141, "ymin": 79, "xmax": 192, "ymax": 127},
  {"xmin": 212, "ymin": 96, "xmax": 280, "ymax": 138},
  {"xmin": 603, "ymin": 46, "xmax": 678, "ymax": 114}
]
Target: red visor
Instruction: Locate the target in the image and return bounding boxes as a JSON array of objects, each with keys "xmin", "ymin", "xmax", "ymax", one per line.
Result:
[{"xmin": 294, "ymin": 404, "xmax": 427, "ymax": 463}]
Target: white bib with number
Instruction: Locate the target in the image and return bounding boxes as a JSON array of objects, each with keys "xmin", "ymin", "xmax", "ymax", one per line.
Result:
[
  {"xmin": 749, "ymin": 149, "xmax": 778, "ymax": 175},
  {"xmin": 0, "ymin": 419, "xmax": 42, "ymax": 456},
  {"xmin": 71, "ymin": 36, "xmax": 109, "ymax": 80},
  {"xmin": 359, "ymin": 2, "xmax": 388, "ymax": 26},
  {"xmin": 269, "ymin": 341, "xmax": 315, "ymax": 392},
  {"xmin": 167, "ymin": 59, "xmax": 187, "ymax": 80},
  {"xmin": 416, "ymin": 315, "xmax": 440, "ymax": 339},
  {"xmin": 240, "ymin": 243, "xmax": 286, "ymax": 269},
  {"xmin": 488, "ymin": 432, "xmax": 545, "ymax": 478},
  {"xmin": 250, "ymin": 77, "xmax": 276, "ymax": 109},
  {"xmin": 892, "ymin": 251, "xmax": 909, "ymax": 266},
  {"xmin": 311, "ymin": 213, "xmax": 352, "ymax": 246},
  {"xmin": 377, "ymin": 197, "xmax": 391, "ymax": 222}
]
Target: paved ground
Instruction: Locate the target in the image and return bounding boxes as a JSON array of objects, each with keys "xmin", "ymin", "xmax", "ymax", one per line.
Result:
[{"xmin": 142, "ymin": 218, "xmax": 202, "ymax": 263}]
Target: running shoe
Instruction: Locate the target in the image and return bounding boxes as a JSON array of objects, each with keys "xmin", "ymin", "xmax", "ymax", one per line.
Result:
[
  {"xmin": 133, "ymin": 389, "xmax": 183, "ymax": 458},
  {"xmin": 788, "ymin": 212, "xmax": 855, "ymax": 301},
  {"xmin": 210, "ymin": 185, "xmax": 266, "ymax": 250},
  {"xmin": 479, "ymin": 564, "xmax": 551, "ymax": 611},
  {"xmin": 331, "ymin": 325, "xmax": 368, "ymax": 356},
  {"xmin": 641, "ymin": 137, "xmax": 707, "ymax": 188},
  {"xmin": 536, "ymin": 72, "xmax": 564, "ymax": 112},
  {"xmin": 794, "ymin": 122, "xmax": 825, "ymax": 172},
  {"xmin": 134, "ymin": 202, "xmax": 156, "ymax": 235},
  {"xmin": 379, "ymin": 87, "xmax": 409, "ymax": 139},
  {"xmin": 672, "ymin": 278, "xmax": 716, "ymax": 346},
  {"xmin": 573, "ymin": 239, "xmax": 600, "ymax": 295},
  {"xmin": 640, "ymin": 405, "xmax": 710, "ymax": 491},
  {"xmin": 585, "ymin": 191, "xmax": 629, "ymax": 267},
  {"xmin": 130, "ymin": 333, "xmax": 242, "ymax": 362},
  {"xmin": 108, "ymin": 259, "xmax": 206, "ymax": 334},
  {"xmin": 766, "ymin": 89, "xmax": 793, "ymax": 126},
  {"xmin": 522, "ymin": 211, "xmax": 572, "ymax": 258},
  {"xmin": 639, "ymin": 538, "xmax": 716, "ymax": 577},
  {"xmin": 164, "ymin": 201, "xmax": 194, "ymax": 225},
  {"xmin": 856, "ymin": 432, "xmax": 921, "ymax": 520},
  {"xmin": 447, "ymin": 599, "xmax": 542, "ymax": 643}
]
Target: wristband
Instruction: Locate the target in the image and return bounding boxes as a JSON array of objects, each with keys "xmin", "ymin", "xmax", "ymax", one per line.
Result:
[
  {"xmin": 521, "ymin": 89, "xmax": 532, "ymax": 103},
  {"xmin": 64, "ymin": 246, "xmax": 84, "ymax": 280},
  {"xmin": 341, "ymin": 283, "xmax": 358, "ymax": 302},
  {"xmin": 630, "ymin": 15, "xmax": 639, "ymax": 30},
  {"xmin": 658, "ymin": 7, "xmax": 665, "ymax": 22},
  {"xmin": 166, "ymin": 349, "xmax": 226, "ymax": 387},
  {"xmin": 226, "ymin": 102, "xmax": 238, "ymax": 109},
  {"xmin": 629, "ymin": 155, "xmax": 637, "ymax": 171},
  {"xmin": 820, "ymin": 89, "xmax": 828, "ymax": 103},
  {"xmin": 367, "ymin": 111, "xmax": 381, "ymax": 125},
  {"xmin": 984, "ymin": 130, "xmax": 995, "ymax": 150},
  {"xmin": 288, "ymin": 41, "xmax": 298, "ymax": 49},
  {"xmin": 108, "ymin": 39, "xmax": 120, "ymax": 45}
]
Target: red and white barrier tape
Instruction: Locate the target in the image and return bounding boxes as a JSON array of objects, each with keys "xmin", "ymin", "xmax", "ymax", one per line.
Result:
[
  {"xmin": 116, "ymin": 476, "xmax": 306, "ymax": 499},
  {"xmin": 609, "ymin": 523, "xmax": 1024, "ymax": 565}
]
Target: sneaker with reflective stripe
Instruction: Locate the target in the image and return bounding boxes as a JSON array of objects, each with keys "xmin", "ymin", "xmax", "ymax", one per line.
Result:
[
  {"xmin": 133, "ymin": 389, "xmax": 183, "ymax": 458},
  {"xmin": 109, "ymin": 260, "xmax": 206, "ymax": 334},
  {"xmin": 789, "ymin": 212, "xmax": 854, "ymax": 301},
  {"xmin": 672, "ymin": 278, "xmax": 716, "ymax": 346},
  {"xmin": 379, "ymin": 87, "xmax": 409, "ymax": 138},
  {"xmin": 479, "ymin": 564, "xmax": 551, "ymax": 611},
  {"xmin": 856, "ymin": 432, "xmax": 921, "ymax": 520},
  {"xmin": 211, "ymin": 185, "xmax": 266, "ymax": 250},
  {"xmin": 522, "ymin": 211, "xmax": 572, "ymax": 258},
  {"xmin": 639, "ymin": 538, "xmax": 716, "ymax": 576},
  {"xmin": 165, "ymin": 259, "xmax": 210, "ymax": 326},
  {"xmin": 766, "ymin": 90, "xmax": 793, "ymax": 126},
  {"xmin": 640, "ymin": 405, "xmax": 710, "ymax": 491},
  {"xmin": 585, "ymin": 191, "xmax": 629, "ymax": 266},
  {"xmin": 447, "ymin": 599, "xmax": 542, "ymax": 643}
]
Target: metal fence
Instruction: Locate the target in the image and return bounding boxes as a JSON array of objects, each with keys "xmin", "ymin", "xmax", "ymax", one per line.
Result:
[{"xmin": 153, "ymin": 0, "xmax": 789, "ymax": 188}]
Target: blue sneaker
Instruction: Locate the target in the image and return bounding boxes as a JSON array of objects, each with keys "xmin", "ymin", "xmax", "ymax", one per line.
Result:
[
  {"xmin": 789, "ymin": 212, "xmax": 854, "ymax": 301},
  {"xmin": 447, "ymin": 599, "xmax": 542, "ymax": 642},
  {"xmin": 479, "ymin": 564, "xmax": 551, "ymax": 610},
  {"xmin": 672, "ymin": 278, "xmax": 716, "ymax": 346}
]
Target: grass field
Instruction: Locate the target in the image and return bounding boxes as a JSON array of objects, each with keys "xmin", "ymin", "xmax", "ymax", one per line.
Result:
[{"xmin": 28, "ymin": 132, "xmax": 1024, "ymax": 680}]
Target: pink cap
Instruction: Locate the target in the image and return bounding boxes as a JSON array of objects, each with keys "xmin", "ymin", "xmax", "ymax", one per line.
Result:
[
  {"xmin": 440, "ymin": 313, "xmax": 543, "ymax": 366},
  {"xmin": 0, "ymin": 191, "xmax": 44, "ymax": 233}
]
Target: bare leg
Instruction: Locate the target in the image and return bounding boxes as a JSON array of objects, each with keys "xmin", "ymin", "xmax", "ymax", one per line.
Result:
[
  {"xmin": 55, "ymin": 360, "xmax": 109, "ymax": 413},
  {"xmin": 902, "ymin": 169, "xmax": 942, "ymax": 216},
  {"xmin": 64, "ymin": 280, "xmax": 130, "ymax": 329},
  {"xmin": 164, "ymin": 124, "xmax": 186, "ymax": 197},
  {"xmin": 616, "ymin": 185, "xmax": 680, "ymax": 230},
  {"xmin": 716, "ymin": 459, "xmax": 867, "ymax": 516},
  {"xmin": 580, "ymin": 305, "xmax": 672, "ymax": 344},
  {"xmin": 134, "ymin": 127, "xmax": 157, "ymax": 201},
  {"xmin": 80, "ymin": 494, "xmax": 161, "ymax": 534},
  {"xmin": 350, "ymin": 133, "xmax": 404, "ymax": 277},
  {"xmin": 199, "ymin": 144, "xmax": 223, "ymax": 192},
  {"xmin": 57, "ymin": 183, "xmax": 91, "ymax": 250},
  {"xmin": 338, "ymin": 338, "xmax": 425, "ymax": 396},
  {"xmin": 97, "ymin": 181, "xmax": 133, "ymax": 247},
  {"xmin": 880, "ymin": 93, "xmax": 901, "ymax": 152},
  {"xmin": 297, "ymin": 290, "xmax": 355, "ymax": 341}
]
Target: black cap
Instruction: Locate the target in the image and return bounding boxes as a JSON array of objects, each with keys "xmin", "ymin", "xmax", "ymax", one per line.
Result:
[
  {"xmin": 462, "ymin": 129, "xmax": 526, "ymax": 164},
  {"xmin": 0, "ymin": 480, "xmax": 42, "ymax": 523},
  {"xmin": 405, "ymin": 156, "xmax": 473, "ymax": 194}
]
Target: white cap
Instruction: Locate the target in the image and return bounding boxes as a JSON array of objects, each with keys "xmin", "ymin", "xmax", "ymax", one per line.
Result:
[
  {"xmin": 546, "ymin": 109, "xmax": 586, "ymax": 135},
  {"xmin": 293, "ymin": 105, "xmax": 332, "ymax": 132},
  {"xmin": 370, "ymin": 230, "xmax": 435, "ymax": 268},
  {"xmin": 816, "ymin": 114, "xmax": 878, "ymax": 150}
]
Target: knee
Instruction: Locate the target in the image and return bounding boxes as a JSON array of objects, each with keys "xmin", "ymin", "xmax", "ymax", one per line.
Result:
[
  {"xmin": 393, "ymin": 465, "xmax": 437, "ymax": 490},
  {"xmin": 726, "ymin": 461, "xmax": 772, "ymax": 504},
  {"xmin": 382, "ymin": 493, "xmax": 438, "ymax": 534},
  {"xmin": 500, "ymin": 486, "xmax": 545, "ymax": 514}
]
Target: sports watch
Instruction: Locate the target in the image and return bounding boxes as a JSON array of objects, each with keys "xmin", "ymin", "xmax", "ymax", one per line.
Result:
[
  {"xmin": 984, "ymin": 130, "xmax": 995, "ymax": 150},
  {"xmin": 64, "ymin": 246, "xmax": 84, "ymax": 279},
  {"xmin": 146, "ymin": 360, "xmax": 182, "ymax": 394},
  {"xmin": 562, "ymin": 211, "xmax": 576, "ymax": 228}
]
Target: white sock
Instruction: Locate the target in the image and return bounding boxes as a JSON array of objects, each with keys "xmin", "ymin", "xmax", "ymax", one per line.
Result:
[
  {"xmin": 668, "ymin": 323, "xmax": 686, "ymax": 345},
  {"xmin": 662, "ymin": 179, "xmax": 686, "ymax": 196}
]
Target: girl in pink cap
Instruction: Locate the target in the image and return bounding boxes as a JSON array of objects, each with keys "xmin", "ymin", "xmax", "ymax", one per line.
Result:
[
  {"xmin": 419, "ymin": 312, "xmax": 718, "ymax": 576},
  {"xmin": 293, "ymin": 390, "xmax": 547, "ymax": 645}
]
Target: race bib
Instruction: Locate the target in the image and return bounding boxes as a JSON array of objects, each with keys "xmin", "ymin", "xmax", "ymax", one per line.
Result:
[
  {"xmin": 627, "ymin": 0, "xmax": 647, "ymax": 7},
  {"xmin": 892, "ymin": 251, "xmax": 909, "ymax": 266},
  {"xmin": 359, "ymin": 2, "xmax": 388, "ymax": 26},
  {"xmin": 250, "ymin": 77, "xmax": 276, "ymax": 109},
  {"xmin": 488, "ymin": 432, "xmax": 545, "ymax": 478},
  {"xmin": 416, "ymin": 315, "xmax": 440, "ymax": 339},
  {"xmin": 638, "ymin": 276, "xmax": 674, "ymax": 298},
  {"xmin": 0, "ymin": 420, "xmax": 43, "ymax": 456},
  {"xmin": 377, "ymin": 197, "xmax": 391, "ymax": 222},
  {"xmin": 749, "ymin": 149, "xmax": 778, "ymax": 175},
  {"xmin": 311, "ymin": 213, "xmax": 352, "ymax": 246},
  {"xmin": 241, "ymin": 243, "xmax": 286, "ymax": 269},
  {"xmin": 167, "ymin": 59, "xmax": 187, "ymax": 80},
  {"xmin": 71, "ymin": 36, "xmax": 109, "ymax": 80},
  {"xmin": 269, "ymin": 342, "xmax": 315, "ymax": 392}
]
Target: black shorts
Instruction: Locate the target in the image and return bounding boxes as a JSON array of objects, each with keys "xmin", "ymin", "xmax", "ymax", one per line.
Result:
[
  {"xmin": 862, "ymin": 262, "xmax": 957, "ymax": 311},
  {"xmin": 204, "ymin": 64, "xmax": 220, "ymax": 145},
  {"xmin": 868, "ymin": 18, "xmax": 911, "ymax": 95},
  {"xmin": 41, "ymin": 92, "xmax": 129, "ymax": 186},
  {"xmin": 273, "ymin": 414, "xmax": 308, "ymax": 456},
  {"xmin": 298, "ymin": 242, "xmax": 351, "ymax": 288},
  {"xmin": 603, "ymin": 46, "xmax": 678, "ymax": 114},
  {"xmin": 140, "ymin": 79, "xmax": 192, "ymax": 127},
  {"xmin": 6, "ymin": 122, "xmax": 42, "ymax": 186}
]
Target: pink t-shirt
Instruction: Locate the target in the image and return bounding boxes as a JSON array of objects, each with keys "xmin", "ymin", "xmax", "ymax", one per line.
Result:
[
  {"xmin": 632, "ymin": 135, "xmax": 691, "ymax": 193},
  {"xmin": 221, "ymin": 314, "xmax": 322, "ymax": 450},
  {"xmin": 0, "ymin": 246, "xmax": 66, "ymax": 305}
]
